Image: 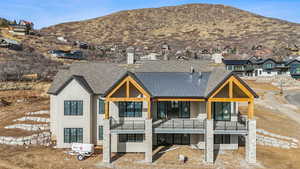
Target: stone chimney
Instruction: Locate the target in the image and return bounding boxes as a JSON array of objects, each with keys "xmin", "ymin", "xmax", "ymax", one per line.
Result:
[
  {"xmin": 127, "ymin": 46, "xmax": 135, "ymax": 64},
  {"xmin": 190, "ymin": 66, "xmax": 195, "ymax": 73}
]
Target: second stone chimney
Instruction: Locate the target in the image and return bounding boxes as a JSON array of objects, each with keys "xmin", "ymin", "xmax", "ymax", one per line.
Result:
[{"xmin": 127, "ymin": 46, "xmax": 135, "ymax": 64}]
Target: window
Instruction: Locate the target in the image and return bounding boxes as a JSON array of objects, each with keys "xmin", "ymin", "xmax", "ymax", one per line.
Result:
[
  {"xmin": 157, "ymin": 134, "xmax": 190, "ymax": 145},
  {"xmin": 234, "ymin": 65, "xmax": 244, "ymax": 71},
  {"xmin": 291, "ymin": 64, "xmax": 300, "ymax": 74},
  {"xmin": 227, "ymin": 65, "xmax": 233, "ymax": 70},
  {"xmin": 214, "ymin": 135, "xmax": 230, "ymax": 144},
  {"xmin": 213, "ymin": 102, "xmax": 231, "ymax": 121},
  {"xmin": 119, "ymin": 134, "xmax": 144, "ymax": 142},
  {"xmin": 98, "ymin": 99, "xmax": 104, "ymax": 114},
  {"xmin": 64, "ymin": 100, "xmax": 83, "ymax": 115},
  {"xmin": 264, "ymin": 63, "xmax": 273, "ymax": 69},
  {"xmin": 157, "ymin": 101, "xmax": 190, "ymax": 119},
  {"xmin": 267, "ymin": 71, "xmax": 271, "ymax": 74},
  {"xmin": 119, "ymin": 102, "xmax": 142, "ymax": 117},
  {"xmin": 64, "ymin": 128, "xmax": 83, "ymax": 143},
  {"xmin": 179, "ymin": 102, "xmax": 190, "ymax": 118},
  {"xmin": 98, "ymin": 126, "xmax": 103, "ymax": 140}
]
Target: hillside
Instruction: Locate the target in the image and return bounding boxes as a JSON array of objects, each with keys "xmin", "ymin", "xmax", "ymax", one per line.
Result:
[
  {"xmin": 41, "ymin": 3, "xmax": 300, "ymax": 58},
  {"xmin": 0, "ymin": 18, "xmax": 10, "ymax": 28}
]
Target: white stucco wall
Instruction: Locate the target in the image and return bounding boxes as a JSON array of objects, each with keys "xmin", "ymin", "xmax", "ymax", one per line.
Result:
[{"xmin": 51, "ymin": 79, "xmax": 93, "ymax": 148}]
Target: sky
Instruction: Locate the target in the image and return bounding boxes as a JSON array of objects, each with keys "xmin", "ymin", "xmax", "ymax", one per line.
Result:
[{"xmin": 1, "ymin": 0, "xmax": 300, "ymax": 29}]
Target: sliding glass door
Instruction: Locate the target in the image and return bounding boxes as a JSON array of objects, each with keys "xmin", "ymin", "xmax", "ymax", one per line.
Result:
[
  {"xmin": 213, "ymin": 102, "xmax": 231, "ymax": 121},
  {"xmin": 157, "ymin": 101, "xmax": 190, "ymax": 119}
]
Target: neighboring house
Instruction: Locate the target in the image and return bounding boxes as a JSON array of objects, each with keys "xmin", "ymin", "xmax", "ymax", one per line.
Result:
[
  {"xmin": 223, "ymin": 58, "xmax": 294, "ymax": 78},
  {"xmin": 48, "ymin": 60, "xmax": 258, "ymax": 164},
  {"xmin": 251, "ymin": 58, "xmax": 283, "ymax": 77},
  {"xmin": 9, "ymin": 20, "xmax": 34, "ymax": 36},
  {"xmin": 286, "ymin": 59, "xmax": 300, "ymax": 80},
  {"xmin": 48, "ymin": 50, "xmax": 84, "ymax": 60},
  {"xmin": 222, "ymin": 60, "xmax": 252, "ymax": 76},
  {"xmin": 211, "ymin": 53, "xmax": 224, "ymax": 64},
  {"xmin": 0, "ymin": 38, "xmax": 22, "ymax": 50},
  {"xmin": 140, "ymin": 53, "xmax": 158, "ymax": 61}
]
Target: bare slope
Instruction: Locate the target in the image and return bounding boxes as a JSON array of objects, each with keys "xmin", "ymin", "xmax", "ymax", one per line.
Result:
[{"xmin": 42, "ymin": 3, "xmax": 300, "ymax": 57}]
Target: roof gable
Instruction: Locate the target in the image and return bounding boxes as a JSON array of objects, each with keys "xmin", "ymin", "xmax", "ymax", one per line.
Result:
[
  {"xmin": 104, "ymin": 71, "xmax": 151, "ymax": 98},
  {"xmin": 286, "ymin": 59, "xmax": 300, "ymax": 65},
  {"xmin": 49, "ymin": 75, "xmax": 93, "ymax": 95},
  {"xmin": 206, "ymin": 73, "xmax": 258, "ymax": 99}
]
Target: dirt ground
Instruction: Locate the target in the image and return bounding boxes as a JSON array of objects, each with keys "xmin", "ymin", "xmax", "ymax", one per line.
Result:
[
  {"xmin": 0, "ymin": 87, "xmax": 49, "ymax": 137},
  {"xmin": 0, "ymin": 81, "xmax": 300, "ymax": 169}
]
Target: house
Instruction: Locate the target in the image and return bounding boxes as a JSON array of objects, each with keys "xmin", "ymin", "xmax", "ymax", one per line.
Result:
[
  {"xmin": 48, "ymin": 50, "xmax": 84, "ymax": 60},
  {"xmin": 0, "ymin": 38, "xmax": 22, "ymax": 50},
  {"xmin": 222, "ymin": 59, "xmax": 252, "ymax": 76},
  {"xmin": 223, "ymin": 58, "xmax": 292, "ymax": 77},
  {"xmin": 250, "ymin": 58, "xmax": 289, "ymax": 76},
  {"xmin": 9, "ymin": 20, "xmax": 33, "ymax": 35},
  {"xmin": 211, "ymin": 53, "xmax": 224, "ymax": 64},
  {"xmin": 286, "ymin": 59, "xmax": 300, "ymax": 79},
  {"xmin": 140, "ymin": 53, "xmax": 158, "ymax": 61},
  {"xmin": 48, "ymin": 59, "xmax": 258, "ymax": 164}
]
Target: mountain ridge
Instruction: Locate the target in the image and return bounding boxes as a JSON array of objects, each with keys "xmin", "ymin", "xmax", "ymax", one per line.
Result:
[{"xmin": 39, "ymin": 3, "xmax": 300, "ymax": 59}]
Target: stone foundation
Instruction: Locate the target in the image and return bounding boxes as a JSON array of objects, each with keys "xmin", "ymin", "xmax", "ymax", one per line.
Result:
[
  {"xmin": 103, "ymin": 119, "xmax": 111, "ymax": 163},
  {"xmin": 145, "ymin": 119, "xmax": 152, "ymax": 163},
  {"xmin": 205, "ymin": 119, "xmax": 214, "ymax": 163},
  {"xmin": 246, "ymin": 120, "xmax": 256, "ymax": 163}
]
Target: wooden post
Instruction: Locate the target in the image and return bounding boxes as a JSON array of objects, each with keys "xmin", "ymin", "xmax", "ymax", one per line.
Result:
[
  {"xmin": 147, "ymin": 98, "xmax": 151, "ymax": 119},
  {"xmin": 207, "ymin": 101, "xmax": 212, "ymax": 120},
  {"xmin": 248, "ymin": 99, "xmax": 254, "ymax": 120},
  {"xmin": 105, "ymin": 100, "xmax": 109, "ymax": 119},
  {"xmin": 126, "ymin": 80, "xmax": 130, "ymax": 98},
  {"xmin": 229, "ymin": 80, "xmax": 233, "ymax": 98}
]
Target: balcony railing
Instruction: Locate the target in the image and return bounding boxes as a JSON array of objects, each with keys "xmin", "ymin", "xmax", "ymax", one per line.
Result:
[
  {"xmin": 214, "ymin": 120, "xmax": 247, "ymax": 131},
  {"xmin": 153, "ymin": 119, "xmax": 204, "ymax": 129},
  {"xmin": 110, "ymin": 120, "xmax": 145, "ymax": 130}
]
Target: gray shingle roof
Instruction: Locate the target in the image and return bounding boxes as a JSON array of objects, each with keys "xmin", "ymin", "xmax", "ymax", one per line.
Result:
[
  {"xmin": 205, "ymin": 67, "xmax": 233, "ymax": 97},
  {"xmin": 48, "ymin": 60, "xmax": 258, "ymax": 98},
  {"xmin": 48, "ymin": 60, "xmax": 212, "ymax": 95},
  {"xmin": 135, "ymin": 72, "xmax": 210, "ymax": 98}
]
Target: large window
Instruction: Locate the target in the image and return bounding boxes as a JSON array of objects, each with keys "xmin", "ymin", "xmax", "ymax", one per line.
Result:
[
  {"xmin": 119, "ymin": 102, "xmax": 142, "ymax": 117},
  {"xmin": 213, "ymin": 102, "xmax": 231, "ymax": 121},
  {"xmin": 64, "ymin": 100, "xmax": 83, "ymax": 115},
  {"xmin": 214, "ymin": 135, "xmax": 230, "ymax": 144},
  {"xmin": 157, "ymin": 101, "xmax": 190, "ymax": 119},
  {"xmin": 119, "ymin": 134, "xmax": 144, "ymax": 143},
  {"xmin": 64, "ymin": 128, "xmax": 83, "ymax": 143},
  {"xmin": 157, "ymin": 134, "xmax": 190, "ymax": 145},
  {"xmin": 98, "ymin": 99, "xmax": 104, "ymax": 114},
  {"xmin": 98, "ymin": 126, "xmax": 103, "ymax": 140}
]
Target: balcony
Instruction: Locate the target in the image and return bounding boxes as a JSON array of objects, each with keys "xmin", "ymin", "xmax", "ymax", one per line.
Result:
[
  {"xmin": 110, "ymin": 120, "xmax": 145, "ymax": 133},
  {"xmin": 214, "ymin": 117, "xmax": 248, "ymax": 134},
  {"xmin": 153, "ymin": 119, "xmax": 205, "ymax": 134}
]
